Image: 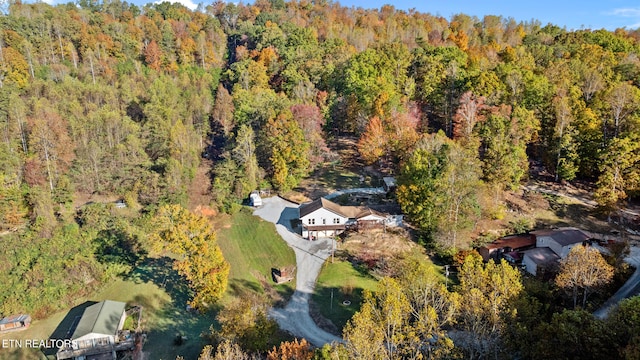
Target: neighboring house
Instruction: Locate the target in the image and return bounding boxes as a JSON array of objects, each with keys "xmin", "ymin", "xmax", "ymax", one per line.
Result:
[
  {"xmin": 299, "ymin": 198, "xmax": 387, "ymax": 239},
  {"xmin": 521, "ymin": 227, "xmax": 591, "ymax": 276},
  {"xmin": 58, "ymin": 300, "xmax": 132, "ymax": 360},
  {"xmin": 0, "ymin": 314, "xmax": 31, "ymax": 333},
  {"xmin": 478, "ymin": 234, "xmax": 536, "ymax": 262},
  {"xmin": 531, "ymin": 227, "xmax": 590, "ymax": 258}
]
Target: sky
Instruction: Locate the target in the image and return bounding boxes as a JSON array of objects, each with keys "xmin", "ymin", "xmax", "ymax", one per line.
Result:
[
  {"xmin": 337, "ymin": 0, "xmax": 640, "ymax": 31},
  {"xmin": 35, "ymin": 0, "xmax": 640, "ymax": 31}
]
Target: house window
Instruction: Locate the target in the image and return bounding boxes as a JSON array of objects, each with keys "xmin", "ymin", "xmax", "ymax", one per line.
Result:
[
  {"xmin": 308, "ymin": 219, "xmax": 315, "ymax": 225},
  {"xmin": 334, "ymin": 218, "xmax": 340, "ymax": 224},
  {"xmin": 322, "ymin": 219, "xmax": 326, "ymax": 224}
]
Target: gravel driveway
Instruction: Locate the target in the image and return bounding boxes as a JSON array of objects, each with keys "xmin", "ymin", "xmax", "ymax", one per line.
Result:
[
  {"xmin": 253, "ymin": 196, "xmax": 342, "ymax": 347},
  {"xmin": 594, "ymin": 246, "xmax": 640, "ymax": 319}
]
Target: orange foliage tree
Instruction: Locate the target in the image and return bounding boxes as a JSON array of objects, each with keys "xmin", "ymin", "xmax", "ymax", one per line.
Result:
[{"xmin": 267, "ymin": 339, "xmax": 313, "ymax": 360}]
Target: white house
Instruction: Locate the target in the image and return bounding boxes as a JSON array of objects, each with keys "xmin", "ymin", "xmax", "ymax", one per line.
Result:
[
  {"xmin": 522, "ymin": 227, "xmax": 591, "ymax": 276},
  {"xmin": 70, "ymin": 300, "xmax": 126, "ymax": 350},
  {"xmin": 299, "ymin": 198, "xmax": 351, "ymax": 239},
  {"xmin": 299, "ymin": 198, "xmax": 387, "ymax": 239}
]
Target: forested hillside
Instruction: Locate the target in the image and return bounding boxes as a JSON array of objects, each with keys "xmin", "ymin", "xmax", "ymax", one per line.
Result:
[{"xmin": 1, "ymin": 0, "xmax": 640, "ymax": 355}]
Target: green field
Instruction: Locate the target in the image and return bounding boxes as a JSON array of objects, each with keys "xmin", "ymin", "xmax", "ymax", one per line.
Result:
[
  {"xmin": 216, "ymin": 207, "xmax": 297, "ymax": 304},
  {"xmin": 311, "ymin": 260, "xmax": 379, "ymax": 331}
]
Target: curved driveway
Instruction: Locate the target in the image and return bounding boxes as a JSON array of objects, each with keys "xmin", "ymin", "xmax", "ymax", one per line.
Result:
[{"xmin": 253, "ymin": 196, "xmax": 342, "ymax": 347}]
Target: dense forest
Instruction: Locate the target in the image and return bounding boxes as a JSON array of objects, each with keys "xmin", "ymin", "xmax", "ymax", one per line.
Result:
[{"xmin": 1, "ymin": 0, "xmax": 640, "ymax": 358}]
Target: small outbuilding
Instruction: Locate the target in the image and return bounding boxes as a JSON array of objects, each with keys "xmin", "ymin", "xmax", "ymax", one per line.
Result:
[
  {"xmin": 0, "ymin": 314, "xmax": 31, "ymax": 333},
  {"xmin": 382, "ymin": 177, "xmax": 397, "ymax": 192}
]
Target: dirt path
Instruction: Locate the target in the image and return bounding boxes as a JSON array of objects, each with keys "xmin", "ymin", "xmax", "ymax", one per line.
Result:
[
  {"xmin": 523, "ymin": 181, "xmax": 639, "ymax": 218},
  {"xmin": 253, "ymin": 197, "xmax": 342, "ymax": 347}
]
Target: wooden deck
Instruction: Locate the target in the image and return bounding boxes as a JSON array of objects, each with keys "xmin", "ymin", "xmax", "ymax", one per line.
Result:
[{"xmin": 56, "ymin": 339, "xmax": 135, "ymax": 360}]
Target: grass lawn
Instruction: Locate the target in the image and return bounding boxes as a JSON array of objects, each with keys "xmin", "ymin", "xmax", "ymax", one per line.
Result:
[
  {"xmin": 0, "ymin": 270, "xmax": 212, "ymax": 360},
  {"xmin": 216, "ymin": 207, "xmax": 297, "ymax": 304},
  {"xmin": 311, "ymin": 260, "xmax": 378, "ymax": 331}
]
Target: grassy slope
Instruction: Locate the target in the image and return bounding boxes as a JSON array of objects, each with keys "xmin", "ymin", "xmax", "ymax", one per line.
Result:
[
  {"xmin": 312, "ymin": 252, "xmax": 446, "ymax": 332},
  {"xmin": 216, "ymin": 207, "xmax": 297, "ymax": 303},
  {"xmin": 0, "ymin": 207, "xmax": 296, "ymax": 360},
  {"xmin": 311, "ymin": 260, "xmax": 379, "ymax": 331}
]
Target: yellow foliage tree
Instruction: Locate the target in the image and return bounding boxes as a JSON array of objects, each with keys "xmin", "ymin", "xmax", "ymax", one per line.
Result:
[
  {"xmin": 150, "ymin": 205, "xmax": 229, "ymax": 310},
  {"xmin": 555, "ymin": 245, "xmax": 614, "ymax": 308}
]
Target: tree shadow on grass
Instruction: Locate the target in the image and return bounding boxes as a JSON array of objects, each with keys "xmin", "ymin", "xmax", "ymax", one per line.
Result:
[
  {"xmin": 125, "ymin": 257, "xmax": 192, "ymax": 311},
  {"xmin": 138, "ymin": 291, "xmax": 216, "ymax": 360},
  {"xmin": 226, "ymin": 278, "xmax": 263, "ymax": 298},
  {"xmin": 125, "ymin": 259, "xmax": 222, "ymax": 360},
  {"xmin": 42, "ymin": 301, "xmax": 98, "ymax": 358}
]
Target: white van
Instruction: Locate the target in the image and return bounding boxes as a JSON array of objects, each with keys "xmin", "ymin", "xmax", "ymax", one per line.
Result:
[{"xmin": 249, "ymin": 191, "xmax": 262, "ymax": 207}]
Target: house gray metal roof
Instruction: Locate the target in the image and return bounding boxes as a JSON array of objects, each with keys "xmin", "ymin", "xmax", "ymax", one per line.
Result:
[
  {"xmin": 523, "ymin": 247, "xmax": 561, "ymax": 265},
  {"xmin": 72, "ymin": 300, "xmax": 125, "ymax": 339},
  {"xmin": 531, "ymin": 227, "xmax": 590, "ymax": 247}
]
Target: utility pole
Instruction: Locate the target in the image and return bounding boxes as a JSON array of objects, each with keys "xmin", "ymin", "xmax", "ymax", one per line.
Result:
[
  {"xmin": 330, "ymin": 289, "xmax": 334, "ymax": 311},
  {"xmin": 332, "ymin": 237, "xmax": 335, "ymax": 263},
  {"xmin": 445, "ymin": 265, "xmax": 450, "ymax": 288}
]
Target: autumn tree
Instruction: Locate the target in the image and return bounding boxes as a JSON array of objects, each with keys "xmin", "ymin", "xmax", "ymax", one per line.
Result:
[
  {"xmin": 555, "ymin": 245, "xmax": 614, "ymax": 308},
  {"xmin": 215, "ymin": 295, "xmax": 279, "ymax": 353},
  {"xmin": 198, "ymin": 341, "xmax": 254, "ymax": 360},
  {"xmin": 394, "ymin": 254, "xmax": 458, "ymax": 358},
  {"xmin": 213, "ymin": 84, "xmax": 235, "ymax": 136},
  {"xmin": 144, "ymin": 39, "xmax": 163, "ymax": 71},
  {"xmin": 28, "ymin": 99, "xmax": 75, "ymax": 193},
  {"xmin": 456, "ymin": 255, "xmax": 523, "ymax": 359},
  {"xmin": 397, "ymin": 132, "xmax": 481, "ymax": 250},
  {"xmin": 344, "ymin": 255, "xmax": 458, "ymax": 360},
  {"xmin": 262, "ymin": 111, "xmax": 310, "ymax": 191},
  {"xmin": 290, "ymin": 104, "xmax": 328, "ymax": 169},
  {"xmin": 552, "ymin": 86, "xmax": 579, "ymax": 181},
  {"xmin": 232, "ymin": 124, "xmax": 261, "ymax": 194},
  {"xmin": 357, "ymin": 116, "xmax": 386, "ymax": 164},
  {"xmin": 480, "ymin": 105, "xmax": 538, "ymax": 191},
  {"xmin": 343, "ymin": 277, "xmax": 416, "ymax": 360},
  {"xmin": 452, "ymin": 91, "xmax": 486, "ymax": 145},
  {"xmin": 605, "ymin": 81, "xmax": 640, "ymax": 140},
  {"xmin": 593, "ymin": 134, "xmax": 640, "ymax": 214},
  {"xmin": 267, "ymin": 338, "xmax": 313, "ymax": 360},
  {"xmin": 150, "ymin": 205, "xmax": 229, "ymax": 310}
]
